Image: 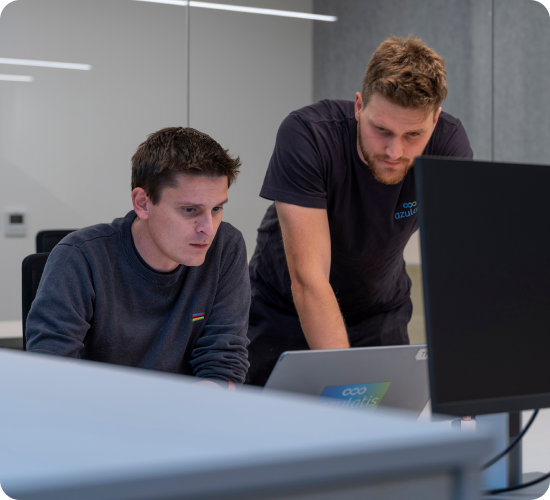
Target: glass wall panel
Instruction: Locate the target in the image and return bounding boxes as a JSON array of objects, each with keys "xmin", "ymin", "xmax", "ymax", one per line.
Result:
[
  {"xmin": 189, "ymin": 0, "xmax": 313, "ymax": 258},
  {"xmin": 0, "ymin": 0, "xmax": 317, "ymax": 328},
  {"xmin": 0, "ymin": 0, "xmax": 188, "ymax": 322}
]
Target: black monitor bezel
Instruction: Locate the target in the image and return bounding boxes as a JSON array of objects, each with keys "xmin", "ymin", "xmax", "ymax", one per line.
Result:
[{"xmin": 416, "ymin": 156, "xmax": 550, "ymax": 417}]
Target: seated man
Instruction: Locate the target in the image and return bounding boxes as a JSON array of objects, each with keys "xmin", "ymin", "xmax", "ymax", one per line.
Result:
[{"xmin": 26, "ymin": 127, "xmax": 250, "ymax": 388}]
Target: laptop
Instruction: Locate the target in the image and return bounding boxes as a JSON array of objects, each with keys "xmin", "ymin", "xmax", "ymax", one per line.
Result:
[{"xmin": 264, "ymin": 344, "xmax": 430, "ymax": 417}]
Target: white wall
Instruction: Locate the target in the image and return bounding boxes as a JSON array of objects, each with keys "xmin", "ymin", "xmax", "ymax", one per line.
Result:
[{"xmin": 0, "ymin": 0, "xmax": 314, "ymax": 321}]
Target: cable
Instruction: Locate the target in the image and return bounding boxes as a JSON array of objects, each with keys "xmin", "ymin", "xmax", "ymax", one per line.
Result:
[
  {"xmin": 481, "ymin": 409, "xmax": 539, "ymax": 470},
  {"xmin": 482, "ymin": 409, "xmax": 547, "ymax": 495},
  {"xmin": 485, "ymin": 470, "xmax": 550, "ymax": 495}
]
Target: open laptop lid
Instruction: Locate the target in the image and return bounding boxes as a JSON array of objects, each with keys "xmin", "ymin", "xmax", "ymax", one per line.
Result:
[{"xmin": 264, "ymin": 345, "xmax": 430, "ymax": 416}]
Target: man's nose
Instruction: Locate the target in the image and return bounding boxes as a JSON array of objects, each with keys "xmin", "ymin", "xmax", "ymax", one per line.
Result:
[
  {"xmin": 385, "ymin": 138, "xmax": 403, "ymax": 160},
  {"xmin": 197, "ymin": 213, "xmax": 215, "ymax": 237}
]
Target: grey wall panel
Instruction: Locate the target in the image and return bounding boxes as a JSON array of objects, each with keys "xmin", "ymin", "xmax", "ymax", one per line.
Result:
[
  {"xmin": 494, "ymin": 0, "xmax": 550, "ymax": 164},
  {"xmin": 313, "ymin": 0, "xmax": 492, "ymax": 160}
]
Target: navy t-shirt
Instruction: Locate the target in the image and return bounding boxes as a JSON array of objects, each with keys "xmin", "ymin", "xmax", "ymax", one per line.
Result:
[{"xmin": 249, "ymin": 100, "xmax": 473, "ymax": 323}]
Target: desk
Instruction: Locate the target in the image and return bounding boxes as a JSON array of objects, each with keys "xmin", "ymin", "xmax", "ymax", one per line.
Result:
[{"xmin": 0, "ymin": 349, "xmax": 492, "ymax": 500}]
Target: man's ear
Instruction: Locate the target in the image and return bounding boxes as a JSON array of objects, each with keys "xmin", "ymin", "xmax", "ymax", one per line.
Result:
[
  {"xmin": 354, "ymin": 92, "xmax": 363, "ymax": 122},
  {"xmin": 132, "ymin": 188, "xmax": 150, "ymax": 220}
]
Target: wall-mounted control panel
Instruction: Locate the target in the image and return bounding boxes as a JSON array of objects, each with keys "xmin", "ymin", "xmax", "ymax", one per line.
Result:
[{"xmin": 4, "ymin": 211, "xmax": 26, "ymax": 236}]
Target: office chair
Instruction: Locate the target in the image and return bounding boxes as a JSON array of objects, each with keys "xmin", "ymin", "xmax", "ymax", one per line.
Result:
[
  {"xmin": 21, "ymin": 253, "xmax": 50, "ymax": 351},
  {"xmin": 36, "ymin": 230, "xmax": 76, "ymax": 253}
]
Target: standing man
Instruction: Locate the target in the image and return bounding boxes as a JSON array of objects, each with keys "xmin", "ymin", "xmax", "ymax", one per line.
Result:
[
  {"xmin": 26, "ymin": 127, "xmax": 250, "ymax": 389},
  {"xmin": 246, "ymin": 36, "xmax": 473, "ymax": 386}
]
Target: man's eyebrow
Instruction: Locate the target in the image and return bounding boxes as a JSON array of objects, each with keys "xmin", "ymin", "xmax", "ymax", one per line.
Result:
[
  {"xmin": 179, "ymin": 199, "xmax": 229, "ymax": 208},
  {"xmin": 371, "ymin": 121, "xmax": 389, "ymax": 129},
  {"xmin": 371, "ymin": 121, "xmax": 427, "ymax": 134},
  {"xmin": 369, "ymin": 121, "xmax": 395, "ymax": 133}
]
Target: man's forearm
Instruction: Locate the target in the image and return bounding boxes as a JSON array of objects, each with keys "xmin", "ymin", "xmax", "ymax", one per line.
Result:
[{"xmin": 291, "ymin": 276, "xmax": 349, "ymax": 350}]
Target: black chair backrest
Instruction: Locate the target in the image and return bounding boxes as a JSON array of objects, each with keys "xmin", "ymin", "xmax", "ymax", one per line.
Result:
[
  {"xmin": 36, "ymin": 230, "xmax": 76, "ymax": 253},
  {"xmin": 22, "ymin": 253, "xmax": 50, "ymax": 350}
]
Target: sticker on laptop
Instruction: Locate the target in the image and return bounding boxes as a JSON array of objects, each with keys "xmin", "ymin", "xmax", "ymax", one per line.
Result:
[
  {"xmin": 319, "ymin": 382, "xmax": 391, "ymax": 411},
  {"xmin": 415, "ymin": 348, "xmax": 428, "ymax": 361}
]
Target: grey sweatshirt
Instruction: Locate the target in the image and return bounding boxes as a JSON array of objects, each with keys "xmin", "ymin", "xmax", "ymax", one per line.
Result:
[{"xmin": 26, "ymin": 211, "xmax": 251, "ymax": 384}]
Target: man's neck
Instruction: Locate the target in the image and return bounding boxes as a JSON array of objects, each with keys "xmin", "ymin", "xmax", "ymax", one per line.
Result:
[{"xmin": 131, "ymin": 217, "xmax": 179, "ymax": 272}]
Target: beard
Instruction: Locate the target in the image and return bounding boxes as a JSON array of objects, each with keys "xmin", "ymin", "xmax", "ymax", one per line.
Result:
[{"xmin": 357, "ymin": 119, "xmax": 414, "ymax": 185}]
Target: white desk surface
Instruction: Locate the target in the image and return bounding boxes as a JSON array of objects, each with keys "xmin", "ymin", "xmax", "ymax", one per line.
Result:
[
  {"xmin": 0, "ymin": 349, "xmax": 492, "ymax": 500},
  {"xmin": 1, "ymin": 322, "xmax": 548, "ymax": 497},
  {"xmin": 0, "ymin": 321, "xmax": 22, "ymax": 339}
]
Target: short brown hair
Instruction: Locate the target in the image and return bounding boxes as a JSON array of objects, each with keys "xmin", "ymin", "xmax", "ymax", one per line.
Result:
[
  {"xmin": 131, "ymin": 127, "xmax": 241, "ymax": 204},
  {"xmin": 362, "ymin": 35, "xmax": 448, "ymax": 113}
]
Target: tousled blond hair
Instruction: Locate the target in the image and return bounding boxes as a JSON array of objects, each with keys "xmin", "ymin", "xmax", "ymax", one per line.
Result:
[{"xmin": 362, "ymin": 35, "xmax": 448, "ymax": 113}]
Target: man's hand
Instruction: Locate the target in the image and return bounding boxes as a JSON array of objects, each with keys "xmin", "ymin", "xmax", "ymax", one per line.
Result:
[{"xmin": 276, "ymin": 201, "xmax": 349, "ymax": 350}]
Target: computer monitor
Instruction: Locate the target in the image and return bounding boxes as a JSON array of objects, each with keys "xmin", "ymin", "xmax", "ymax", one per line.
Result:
[{"xmin": 415, "ymin": 157, "xmax": 550, "ymax": 417}]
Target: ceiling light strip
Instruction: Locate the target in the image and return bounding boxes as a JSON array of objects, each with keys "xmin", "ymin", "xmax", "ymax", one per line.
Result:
[
  {"xmin": 0, "ymin": 74, "xmax": 33, "ymax": 82},
  {"xmin": 135, "ymin": 0, "xmax": 188, "ymax": 5},
  {"xmin": 0, "ymin": 58, "xmax": 91, "ymax": 70},
  {"xmin": 134, "ymin": 0, "xmax": 337, "ymax": 21}
]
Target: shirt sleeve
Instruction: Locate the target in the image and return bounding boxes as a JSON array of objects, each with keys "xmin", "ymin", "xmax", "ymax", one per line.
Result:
[
  {"xmin": 260, "ymin": 113, "xmax": 328, "ymax": 209},
  {"xmin": 189, "ymin": 233, "xmax": 251, "ymax": 385},
  {"xmin": 26, "ymin": 244, "xmax": 95, "ymax": 357}
]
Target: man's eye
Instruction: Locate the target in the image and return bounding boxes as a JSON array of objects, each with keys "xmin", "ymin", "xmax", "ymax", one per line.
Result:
[
  {"xmin": 185, "ymin": 208, "xmax": 195, "ymax": 213},
  {"xmin": 213, "ymin": 206, "xmax": 223, "ymax": 212},
  {"xmin": 409, "ymin": 132, "xmax": 420, "ymax": 137}
]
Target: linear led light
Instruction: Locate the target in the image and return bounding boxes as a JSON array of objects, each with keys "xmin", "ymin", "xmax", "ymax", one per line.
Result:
[
  {"xmin": 0, "ymin": 58, "xmax": 91, "ymax": 71},
  {"xmin": 134, "ymin": 0, "xmax": 337, "ymax": 21},
  {"xmin": 0, "ymin": 74, "xmax": 33, "ymax": 82}
]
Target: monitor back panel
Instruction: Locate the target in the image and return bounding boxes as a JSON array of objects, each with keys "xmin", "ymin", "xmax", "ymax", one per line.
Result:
[
  {"xmin": 265, "ymin": 345, "xmax": 430, "ymax": 413},
  {"xmin": 416, "ymin": 157, "xmax": 550, "ymax": 416}
]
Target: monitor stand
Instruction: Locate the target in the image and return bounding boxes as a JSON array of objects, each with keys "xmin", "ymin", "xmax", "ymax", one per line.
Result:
[
  {"xmin": 476, "ymin": 412, "xmax": 522, "ymax": 490},
  {"xmin": 508, "ymin": 412, "xmax": 522, "ymax": 488}
]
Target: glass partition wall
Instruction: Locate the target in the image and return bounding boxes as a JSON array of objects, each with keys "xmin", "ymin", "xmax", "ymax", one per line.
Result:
[
  {"xmin": 0, "ymin": 0, "xmax": 189, "ymax": 326},
  {"xmin": 0, "ymin": 0, "xmax": 318, "ymax": 326}
]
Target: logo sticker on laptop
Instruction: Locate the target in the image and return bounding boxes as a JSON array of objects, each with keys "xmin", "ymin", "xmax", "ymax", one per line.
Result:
[
  {"xmin": 319, "ymin": 382, "xmax": 391, "ymax": 411},
  {"xmin": 415, "ymin": 349, "xmax": 428, "ymax": 360}
]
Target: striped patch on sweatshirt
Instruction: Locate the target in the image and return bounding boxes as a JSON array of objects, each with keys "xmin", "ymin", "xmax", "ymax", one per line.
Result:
[{"xmin": 192, "ymin": 313, "xmax": 205, "ymax": 322}]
